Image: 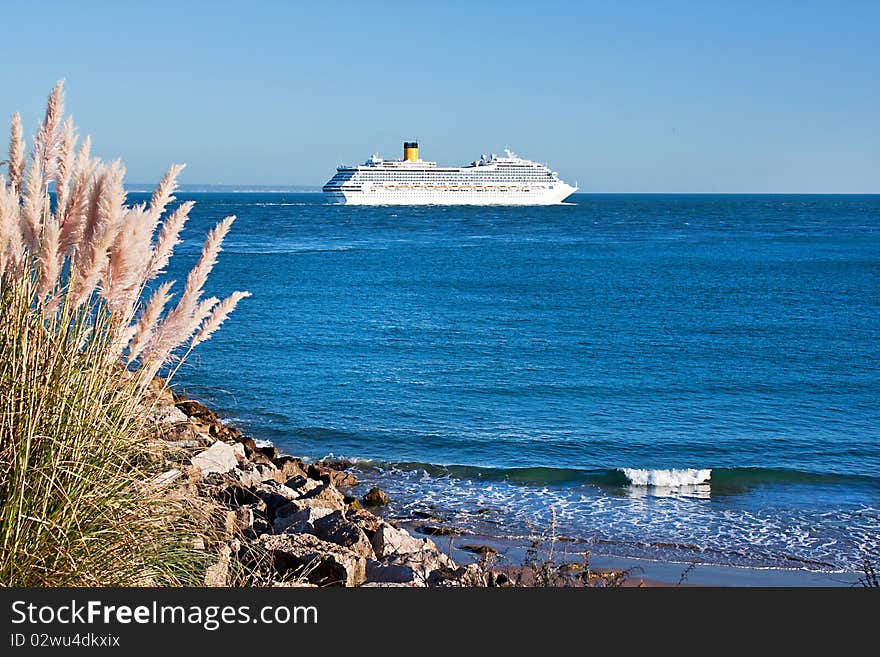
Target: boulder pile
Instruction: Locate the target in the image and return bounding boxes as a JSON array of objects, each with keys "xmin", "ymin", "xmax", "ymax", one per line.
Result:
[{"xmin": 143, "ymin": 378, "xmax": 499, "ymax": 587}]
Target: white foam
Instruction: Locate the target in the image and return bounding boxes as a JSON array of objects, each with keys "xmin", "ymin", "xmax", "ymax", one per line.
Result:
[{"xmin": 621, "ymin": 468, "xmax": 712, "ymax": 487}]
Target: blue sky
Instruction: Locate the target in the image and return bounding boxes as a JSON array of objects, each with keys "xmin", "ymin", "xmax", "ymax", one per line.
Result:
[{"xmin": 1, "ymin": 0, "xmax": 877, "ymax": 192}]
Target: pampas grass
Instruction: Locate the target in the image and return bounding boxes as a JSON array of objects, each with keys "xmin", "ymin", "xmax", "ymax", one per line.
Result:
[{"xmin": 0, "ymin": 82, "xmax": 249, "ymax": 586}]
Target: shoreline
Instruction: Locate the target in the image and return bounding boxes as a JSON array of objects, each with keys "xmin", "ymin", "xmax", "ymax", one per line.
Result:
[{"xmin": 164, "ymin": 385, "xmax": 864, "ymax": 587}]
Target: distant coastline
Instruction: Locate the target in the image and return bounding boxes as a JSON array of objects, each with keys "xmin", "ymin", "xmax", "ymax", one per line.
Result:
[{"xmin": 125, "ymin": 183, "xmax": 323, "ymax": 193}]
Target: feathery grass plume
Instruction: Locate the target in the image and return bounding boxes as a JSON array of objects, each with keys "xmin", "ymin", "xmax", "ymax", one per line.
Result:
[
  {"xmin": 0, "ymin": 180, "xmax": 22, "ymax": 280},
  {"xmin": 141, "ymin": 216, "xmax": 235, "ymax": 364},
  {"xmin": 68, "ymin": 208, "xmax": 121, "ymax": 310},
  {"xmin": 69, "ymin": 162, "xmax": 125, "ymax": 307},
  {"xmin": 148, "ymin": 163, "xmax": 185, "ymax": 223},
  {"xmin": 36, "ymin": 218, "xmax": 61, "ymax": 301},
  {"xmin": 127, "ymin": 280, "xmax": 175, "ymax": 364},
  {"xmin": 192, "ymin": 290, "xmax": 252, "ymax": 346},
  {"xmin": 20, "ymin": 156, "xmax": 45, "ymax": 250},
  {"xmin": 7, "ymin": 112, "xmax": 25, "ymax": 191},
  {"xmin": 104, "ymin": 205, "xmax": 155, "ymax": 314},
  {"xmin": 58, "ymin": 148, "xmax": 97, "ymax": 255},
  {"xmin": 147, "ymin": 200, "xmax": 193, "ymax": 279},
  {"xmin": 34, "ymin": 80, "xmax": 65, "ymax": 180},
  {"xmin": 54, "ymin": 117, "xmax": 77, "ymax": 220}
]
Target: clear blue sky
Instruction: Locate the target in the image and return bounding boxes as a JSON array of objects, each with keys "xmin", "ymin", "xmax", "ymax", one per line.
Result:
[{"xmin": 1, "ymin": 0, "xmax": 878, "ymax": 192}]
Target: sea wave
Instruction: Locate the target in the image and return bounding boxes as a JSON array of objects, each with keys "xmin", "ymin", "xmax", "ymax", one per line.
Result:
[
  {"xmin": 621, "ymin": 468, "xmax": 712, "ymax": 487},
  {"xmin": 338, "ymin": 458, "xmax": 880, "ymax": 491}
]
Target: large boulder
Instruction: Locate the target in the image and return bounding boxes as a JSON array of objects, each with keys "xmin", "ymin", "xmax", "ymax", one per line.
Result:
[
  {"xmin": 284, "ymin": 475, "xmax": 323, "ymax": 497},
  {"xmin": 273, "ymin": 504, "xmax": 334, "ymax": 534},
  {"xmin": 190, "ymin": 441, "xmax": 238, "ymax": 476},
  {"xmin": 149, "ymin": 404, "xmax": 190, "ymax": 427},
  {"xmin": 204, "ymin": 544, "xmax": 233, "ymax": 587},
  {"xmin": 261, "ymin": 533, "xmax": 366, "ymax": 587},
  {"xmin": 274, "ymin": 456, "xmax": 308, "ymax": 482},
  {"xmin": 253, "ymin": 481, "xmax": 301, "ymax": 519},
  {"xmin": 347, "ymin": 509, "xmax": 383, "ymax": 540},
  {"xmin": 370, "ymin": 523, "xmax": 456, "ymax": 583},
  {"xmin": 365, "ymin": 560, "xmax": 420, "ymax": 586},
  {"xmin": 427, "ymin": 563, "xmax": 489, "ymax": 587},
  {"xmin": 371, "ymin": 523, "xmax": 436, "ymax": 558},
  {"xmin": 299, "ymin": 483, "xmax": 346, "ymax": 510},
  {"xmin": 312, "ymin": 511, "xmax": 374, "ymax": 559},
  {"xmin": 362, "ymin": 487, "xmax": 390, "ymax": 507},
  {"xmin": 308, "ymin": 462, "xmax": 359, "ymax": 488}
]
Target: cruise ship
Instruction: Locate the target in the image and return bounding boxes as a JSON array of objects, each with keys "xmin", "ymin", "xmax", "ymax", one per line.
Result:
[{"xmin": 323, "ymin": 142, "xmax": 577, "ymax": 205}]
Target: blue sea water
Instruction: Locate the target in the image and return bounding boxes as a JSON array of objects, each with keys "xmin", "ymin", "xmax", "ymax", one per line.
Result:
[{"xmin": 154, "ymin": 192, "xmax": 880, "ymax": 574}]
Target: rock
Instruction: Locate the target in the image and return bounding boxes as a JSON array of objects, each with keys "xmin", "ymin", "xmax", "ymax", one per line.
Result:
[
  {"xmin": 370, "ymin": 524, "xmax": 456, "ymax": 582},
  {"xmin": 174, "ymin": 397, "xmax": 220, "ymax": 425},
  {"xmin": 412, "ymin": 509, "xmax": 448, "ymax": 522},
  {"xmin": 194, "ymin": 432, "xmax": 215, "ymax": 446},
  {"xmin": 274, "ymin": 456, "xmax": 308, "ymax": 481},
  {"xmin": 144, "ymin": 376, "xmax": 175, "ymax": 407},
  {"xmin": 383, "ymin": 551, "xmax": 457, "ymax": 584},
  {"xmin": 312, "ymin": 511, "xmax": 374, "ymax": 559},
  {"xmin": 261, "ymin": 533, "xmax": 366, "ymax": 587},
  {"xmin": 313, "ymin": 462, "xmax": 360, "ymax": 487},
  {"xmin": 237, "ymin": 435, "xmax": 259, "ymax": 456},
  {"xmin": 300, "ymin": 483, "xmax": 346, "ymax": 510},
  {"xmin": 253, "ymin": 481, "xmax": 300, "ymax": 518},
  {"xmin": 255, "ymin": 463, "xmax": 281, "ymax": 482},
  {"xmin": 224, "ymin": 507, "xmax": 254, "ymax": 535},
  {"xmin": 362, "ymin": 487, "xmax": 390, "ymax": 507},
  {"xmin": 347, "ymin": 509, "xmax": 383, "ymax": 539},
  {"xmin": 419, "ymin": 524, "xmax": 461, "ymax": 536},
  {"xmin": 284, "ymin": 474, "xmax": 323, "ymax": 497},
  {"xmin": 256, "ymin": 444, "xmax": 278, "ymax": 461},
  {"xmin": 233, "ymin": 467, "xmax": 264, "ymax": 488},
  {"xmin": 273, "ymin": 504, "xmax": 334, "ymax": 534},
  {"xmin": 427, "ymin": 563, "xmax": 488, "ymax": 587},
  {"xmin": 371, "ymin": 523, "xmax": 434, "ymax": 558},
  {"xmin": 365, "ymin": 560, "xmax": 420, "ymax": 586},
  {"xmin": 149, "ymin": 404, "xmax": 190, "ymax": 427},
  {"xmin": 489, "ymin": 571, "xmax": 513, "ymax": 587},
  {"xmin": 232, "ymin": 442, "xmax": 247, "ymax": 462},
  {"xmin": 190, "ymin": 441, "xmax": 238, "ymax": 476},
  {"xmin": 218, "ymin": 483, "xmax": 266, "ymax": 511},
  {"xmin": 316, "ymin": 458, "xmax": 352, "ymax": 471},
  {"xmin": 204, "ymin": 544, "xmax": 232, "ymax": 587},
  {"xmin": 460, "ymin": 544, "xmax": 498, "ymax": 557},
  {"xmin": 360, "ymin": 582, "xmax": 416, "ymax": 587},
  {"xmin": 344, "ymin": 496, "xmax": 363, "ymax": 512},
  {"xmin": 331, "ymin": 471, "xmax": 359, "ymax": 488},
  {"xmin": 249, "ymin": 451, "xmax": 275, "ymax": 467}
]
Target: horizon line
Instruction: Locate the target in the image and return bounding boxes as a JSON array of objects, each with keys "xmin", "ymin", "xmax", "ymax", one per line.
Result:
[{"xmin": 125, "ymin": 185, "xmax": 880, "ymax": 196}]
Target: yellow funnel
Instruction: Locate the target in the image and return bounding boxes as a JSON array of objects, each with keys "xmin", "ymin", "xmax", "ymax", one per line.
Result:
[{"xmin": 404, "ymin": 141, "xmax": 419, "ymax": 162}]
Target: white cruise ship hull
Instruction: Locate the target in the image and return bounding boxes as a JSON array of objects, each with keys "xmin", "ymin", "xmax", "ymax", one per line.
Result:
[{"xmin": 325, "ymin": 184, "xmax": 577, "ymax": 205}]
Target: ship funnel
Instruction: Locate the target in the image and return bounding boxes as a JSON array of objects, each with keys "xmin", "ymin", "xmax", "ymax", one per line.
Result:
[{"xmin": 403, "ymin": 141, "xmax": 419, "ymax": 162}]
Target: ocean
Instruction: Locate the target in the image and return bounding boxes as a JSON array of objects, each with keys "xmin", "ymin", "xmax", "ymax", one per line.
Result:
[{"xmin": 152, "ymin": 192, "xmax": 880, "ymax": 576}]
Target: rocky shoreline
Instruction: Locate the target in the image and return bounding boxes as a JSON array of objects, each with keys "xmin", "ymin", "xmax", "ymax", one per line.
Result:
[{"xmin": 144, "ymin": 378, "xmax": 504, "ymax": 587}]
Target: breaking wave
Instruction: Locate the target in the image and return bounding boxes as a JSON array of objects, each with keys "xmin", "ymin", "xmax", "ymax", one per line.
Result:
[{"xmin": 621, "ymin": 468, "xmax": 712, "ymax": 487}]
